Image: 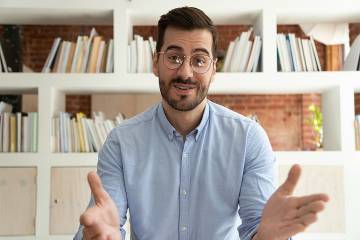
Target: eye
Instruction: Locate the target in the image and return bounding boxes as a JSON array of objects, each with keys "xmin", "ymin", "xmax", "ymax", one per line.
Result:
[
  {"xmin": 192, "ymin": 55, "xmax": 209, "ymax": 67},
  {"xmin": 166, "ymin": 53, "xmax": 183, "ymax": 64}
]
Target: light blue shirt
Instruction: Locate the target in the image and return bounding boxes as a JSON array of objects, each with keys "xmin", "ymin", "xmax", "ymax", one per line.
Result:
[{"xmin": 74, "ymin": 100, "xmax": 276, "ymax": 240}]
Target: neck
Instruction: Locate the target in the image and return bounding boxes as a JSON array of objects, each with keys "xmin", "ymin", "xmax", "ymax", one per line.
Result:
[{"xmin": 162, "ymin": 99, "xmax": 207, "ymax": 137}]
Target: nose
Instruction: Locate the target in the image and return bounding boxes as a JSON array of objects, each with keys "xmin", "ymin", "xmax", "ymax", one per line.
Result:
[{"xmin": 176, "ymin": 58, "xmax": 194, "ymax": 79}]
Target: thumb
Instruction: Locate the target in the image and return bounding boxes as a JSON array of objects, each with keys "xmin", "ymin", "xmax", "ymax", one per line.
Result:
[
  {"xmin": 88, "ymin": 171, "xmax": 109, "ymax": 204},
  {"xmin": 278, "ymin": 164, "xmax": 301, "ymax": 196}
]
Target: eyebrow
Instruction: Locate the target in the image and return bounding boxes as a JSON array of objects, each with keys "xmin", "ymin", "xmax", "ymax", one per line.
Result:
[{"xmin": 165, "ymin": 45, "xmax": 211, "ymax": 56}]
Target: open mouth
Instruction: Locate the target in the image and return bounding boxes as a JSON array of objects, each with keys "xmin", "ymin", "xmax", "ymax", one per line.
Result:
[{"xmin": 173, "ymin": 83, "xmax": 196, "ymax": 91}]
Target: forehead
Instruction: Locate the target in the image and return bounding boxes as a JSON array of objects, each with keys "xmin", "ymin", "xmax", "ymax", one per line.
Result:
[{"xmin": 162, "ymin": 27, "xmax": 213, "ymax": 54}]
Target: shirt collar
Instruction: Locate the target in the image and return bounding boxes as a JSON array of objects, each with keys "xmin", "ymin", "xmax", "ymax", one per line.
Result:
[{"xmin": 156, "ymin": 101, "xmax": 210, "ymax": 142}]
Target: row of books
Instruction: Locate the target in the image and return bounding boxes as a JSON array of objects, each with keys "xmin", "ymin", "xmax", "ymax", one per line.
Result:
[
  {"xmin": 277, "ymin": 33, "xmax": 322, "ymax": 72},
  {"xmin": 221, "ymin": 28, "xmax": 262, "ymax": 72},
  {"xmin": 127, "ymin": 35, "xmax": 157, "ymax": 73},
  {"xmin": 42, "ymin": 28, "xmax": 114, "ymax": 73},
  {"xmin": 0, "ymin": 41, "xmax": 9, "ymax": 73},
  {"xmin": 355, "ymin": 115, "xmax": 360, "ymax": 151},
  {"xmin": 0, "ymin": 102, "xmax": 38, "ymax": 152},
  {"xmin": 52, "ymin": 111, "xmax": 125, "ymax": 153}
]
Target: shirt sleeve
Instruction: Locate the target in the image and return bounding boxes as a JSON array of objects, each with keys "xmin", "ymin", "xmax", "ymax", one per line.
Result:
[
  {"xmin": 73, "ymin": 128, "xmax": 128, "ymax": 240},
  {"xmin": 237, "ymin": 121, "xmax": 277, "ymax": 240}
]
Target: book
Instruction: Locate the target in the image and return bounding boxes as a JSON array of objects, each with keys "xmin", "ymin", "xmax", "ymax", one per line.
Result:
[
  {"xmin": 222, "ymin": 40, "xmax": 235, "ymax": 72},
  {"xmin": 87, "ymin": 36, "xmax": 103, "ymax": 73},
  {"xmin": 16, "ymin": 112, "xmax": 21, "ymax": 152},
  {"xmin": 70, "ymin": 36, "xmax": 83, "ymax": 73},
  {"xmin": 81, "ymin": 28, "xmax": 99, "ymax": 73},
  {"xmin": 0, "ymin": 41, "xmax": 8, "ymax": 73},
  {"xmin": 106, "ymin": 39, "xmax": 114, "ymax": 73},
  {"xmin": 42, "ymin": 37, "xmax": 61, "ymax": 73},
  {"xmin": 10, "ymin": 114, "xmax": 16, "ymax": 152},
  {"xmin": 2, "ymin": 112, "xmax": 10, "ymax": 152},
  {"xmin": 343, "ymin": 34, "xmax": 360, "ymax": 71}
]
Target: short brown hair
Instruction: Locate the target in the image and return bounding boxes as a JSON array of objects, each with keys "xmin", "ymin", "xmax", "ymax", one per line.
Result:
[{"xmin": 156, "ymin": 6, "xmax": 218, "ymax": 58}]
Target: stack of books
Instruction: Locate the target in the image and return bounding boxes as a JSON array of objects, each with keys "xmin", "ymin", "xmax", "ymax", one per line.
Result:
[
  {"xmin": 277, "ymin": 33, "xmax": 322, "ymax": 72},
  {"xmin": 0, "ymin": 101, "xmax": 38, "ymax": 152},
  {"xmin": 42, "ymin": 28, "xmax": 114, "ymax": 73},
  {"xmin": 52, "ymin": 111, "xmax": 125, "ymax": 153},
  {"xmin": 221, "ymin": 28, "xmax": 262, "ymax": 72},
  {"xmin": 355, "ymin": 115, "xmax": 360, "ymax": 151},
  {"xmin": 127, "ymin": 35, "xmax": 156, "ymax": 73}
]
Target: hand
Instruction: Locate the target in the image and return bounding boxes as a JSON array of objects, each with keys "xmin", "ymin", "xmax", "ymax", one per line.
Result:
[
  {"xmin": 80, "ymin": 171, "xmax": 121, "ymax": 240},
  {"xmin": 255, "ymin": 164, "xmax": 329, "ymax": 240}
]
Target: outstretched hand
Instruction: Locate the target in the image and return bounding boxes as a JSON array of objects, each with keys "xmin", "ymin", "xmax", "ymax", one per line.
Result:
[
  {"xmin": 80, "ymin": 171, "xmax": 121, "ymax": 240},
  {"xmin": 255, "ymin": 164, "xmax": 329, "ymax": 240}
]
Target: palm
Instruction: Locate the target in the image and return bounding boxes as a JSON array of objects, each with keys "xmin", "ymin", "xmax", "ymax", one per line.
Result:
[
  {"xmin": 80, "ymin": 172, "xmax": 121, "ymax": 240},
  {"xmin": 257, "ymin": 165, "xmax": 329, "ymax": 240}
]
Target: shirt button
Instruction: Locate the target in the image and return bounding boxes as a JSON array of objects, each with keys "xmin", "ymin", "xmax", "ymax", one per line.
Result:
[
  {"xmin": 181, "ymin": 226, "xmax": 187, "ymax": 231},
  {"xmin": 182, "ymin": 190, "xmax": 187, "ymax": 196}
]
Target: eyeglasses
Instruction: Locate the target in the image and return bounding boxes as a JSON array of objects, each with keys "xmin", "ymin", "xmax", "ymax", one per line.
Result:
[{"xmin": 158, "ymin": 51, "xmax": 215, "ymax": 74}]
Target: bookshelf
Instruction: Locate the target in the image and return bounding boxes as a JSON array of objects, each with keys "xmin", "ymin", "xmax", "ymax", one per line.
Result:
[{"xmin": 0, "ymin": 0, "xmax": 360, "ymax": 239}]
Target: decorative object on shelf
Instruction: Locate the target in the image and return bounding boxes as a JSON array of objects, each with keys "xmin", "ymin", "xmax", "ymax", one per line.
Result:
[
  {"xmin": 221, "ymin": 28, "xmax": 262, "ymax": 72},
  {"xmin": 306, "ymin": 103, "xmax": 323, "ymax": 149},
  {"xmin": 0, "ymin": 25, "xmax": 22, "ymax": 73},
  {"xmin": 127, "ymin": 35, "xmax": 156, "ymax": 73},
  {"xmin": 300, "ymin": 23, "xmax": 350, "ymax": 54},
  {"xmin": 42, "ymin": 28, "xmax": 114, "ymax": 73}
]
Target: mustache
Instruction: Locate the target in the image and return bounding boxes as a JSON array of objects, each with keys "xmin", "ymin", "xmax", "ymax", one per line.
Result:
[{"xmin": 170, "ymin": 78, "xmax": 197, "ymax": 85}]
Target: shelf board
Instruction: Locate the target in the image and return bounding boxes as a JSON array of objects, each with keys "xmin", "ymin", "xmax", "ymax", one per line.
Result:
[
  {"xmin": 0, "ymin": 153, "xmax": 41, "ymax": 167},
  {"xmin": 1, "ymin": 71, "xmax": 360, "ymax": 94},
  {"xmin": 0, "ymin": 7, "xmax": 113, "ymax": 25},
  {"xmin": 0, "ymin": 237, "xmax": 36, "ymax": 240},
  {"xmin": 50, "ymin": 153, "xmax": 98, "ymax": 167}
]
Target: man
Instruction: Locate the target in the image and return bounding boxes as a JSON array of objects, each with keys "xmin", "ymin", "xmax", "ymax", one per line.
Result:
[{"xmin": 74, "ymin": 6, "xmax": 329, "ymax": 240}]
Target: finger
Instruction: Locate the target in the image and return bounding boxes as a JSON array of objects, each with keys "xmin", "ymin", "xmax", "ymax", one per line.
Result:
[
  {"xmin": 296, "ymin": 212, "xmax": 318, "ymax": 227},
  {"xmin": 82, "ymin": 219, "xmax": 106, "ymax": 239},
  {"xmin": 80, "ymin": 207, "xmax": 101, "ymax": 227},
  {"xmin": 278, "ymin": 164, "xmax": 301, "ymax": 195},
  {"xmin": 88, "ymin": 171, "xmax": 109, "ymax": 204},
  {"xmin": 296, "ymin": 200, "xmax": 326, "ymax": 218},
  {"xmin": 296, "ymin": 193, "xmax": 329, "ymax": 207}
]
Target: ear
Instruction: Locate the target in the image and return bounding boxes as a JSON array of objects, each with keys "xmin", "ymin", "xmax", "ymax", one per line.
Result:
[{"xmin": 152, "ymin": 52, "xmax": 159, "ymax": 77}]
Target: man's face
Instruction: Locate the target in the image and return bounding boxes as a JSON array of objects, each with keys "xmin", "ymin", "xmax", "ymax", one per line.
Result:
[{"xmin": 153, "ymin": 27, "xmax": 217, "ymax": 112}]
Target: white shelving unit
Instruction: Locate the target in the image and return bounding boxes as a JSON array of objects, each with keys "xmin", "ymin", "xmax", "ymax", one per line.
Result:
[{"xmin": 0, "ymin": 0, "xmax": 360, "ymax": 239}]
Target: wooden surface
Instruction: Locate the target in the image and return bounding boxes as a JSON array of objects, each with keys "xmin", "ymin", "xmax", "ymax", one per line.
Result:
[
  {"xmin": 0, "ymin": 167, "xmax": 37, "ymax": 235},
  {"xmin": 50, "ymin": 167, "xmax": 95, "ymax": 234}
]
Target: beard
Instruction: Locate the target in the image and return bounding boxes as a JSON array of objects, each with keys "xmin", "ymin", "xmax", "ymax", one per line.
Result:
[{"xmin": 159, "ymin": 76, "xmax": 210, "ymax": 112}]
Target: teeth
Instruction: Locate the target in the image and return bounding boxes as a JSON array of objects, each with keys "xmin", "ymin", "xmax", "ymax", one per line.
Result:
[{"xmin": 175, "ymin": 86, "xmax": 190, "ymax": 90}]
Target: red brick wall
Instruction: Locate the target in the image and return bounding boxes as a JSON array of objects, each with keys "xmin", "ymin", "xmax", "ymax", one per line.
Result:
[{"xmin": 66, "ymin": 95, "xmax": 91, "ymax": 117}]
